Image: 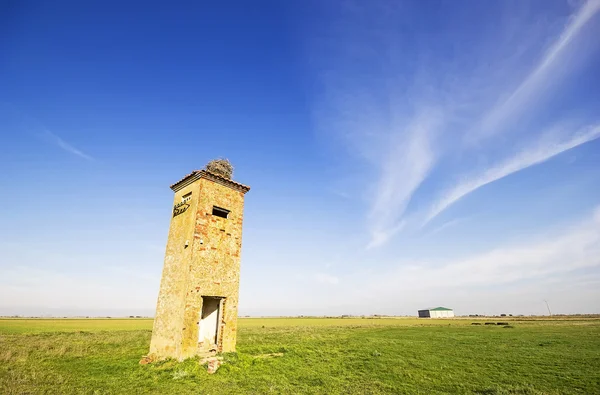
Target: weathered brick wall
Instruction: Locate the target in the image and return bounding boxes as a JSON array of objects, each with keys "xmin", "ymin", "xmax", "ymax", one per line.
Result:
[
  {"xmin": 149, "ymin": 171, "xmax": 248, "ymax": 360},
  {"xmin": 180, "ymin": 178, "xmax": 245, "ymax": 357},
  {"xmin": 149, "ymin": 182, "xmax": 199, "ymax": 359}
]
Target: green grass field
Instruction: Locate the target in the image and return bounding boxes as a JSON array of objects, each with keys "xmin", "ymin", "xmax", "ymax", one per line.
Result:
[{"xmin": 1, "ymin": 317, "xmax": 599, "ymax": 394}]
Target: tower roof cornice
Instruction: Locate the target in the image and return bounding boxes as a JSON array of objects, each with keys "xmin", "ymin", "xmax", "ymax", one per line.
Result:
[{"xmin": 170, "ymin": 170, "xmax": 250, "ymax": 193}]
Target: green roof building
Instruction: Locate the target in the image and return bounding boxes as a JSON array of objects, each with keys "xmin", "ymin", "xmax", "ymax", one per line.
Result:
[{"xmin": 418, "ymin": 307, "xmax": 454, "ymax": 318}]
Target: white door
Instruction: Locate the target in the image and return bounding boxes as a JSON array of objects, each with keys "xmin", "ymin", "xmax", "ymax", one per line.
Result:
[{"xmin": 199, "ymin": 297, "xmax": 220, "ymax": 345}]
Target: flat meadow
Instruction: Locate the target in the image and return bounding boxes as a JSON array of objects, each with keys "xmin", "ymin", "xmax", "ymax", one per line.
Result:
[{"xmin": 1, "ymin": 317, "xmax": 599, "ymax": 394}]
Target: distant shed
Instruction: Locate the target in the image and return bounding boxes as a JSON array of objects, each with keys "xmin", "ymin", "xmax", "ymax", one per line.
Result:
[{"xmin": 418, "ymin": 307, "xmax": 454, "ymax": 318}]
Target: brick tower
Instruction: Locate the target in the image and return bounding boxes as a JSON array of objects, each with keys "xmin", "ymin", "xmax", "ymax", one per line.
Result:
[{"xmin": 148, "ymin": 163, "xmax": 250, "ymax": 360}]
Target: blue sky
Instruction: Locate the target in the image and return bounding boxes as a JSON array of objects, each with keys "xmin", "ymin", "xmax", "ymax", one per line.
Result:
[{"xmin": 1, "ymin": 0, "xmax": 599, "ymax": 317}]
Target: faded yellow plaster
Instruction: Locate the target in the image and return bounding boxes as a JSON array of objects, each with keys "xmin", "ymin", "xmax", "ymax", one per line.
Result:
[{"xmin": 148, "ymin": 170, "xmax": 249, "ymax": 360}]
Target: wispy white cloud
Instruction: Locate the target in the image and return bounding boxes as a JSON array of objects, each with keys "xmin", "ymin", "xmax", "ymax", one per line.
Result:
[
  {"xmin": 1, "ymin": 104, "xmax": 95, "ymax": 161},
  {"xmin": 314, "ymin": 0, "xmax": 600, "ymax": 247},
  {"xmin": 42, "ymin": 130, "xmax": 94, "ymax": 161},
  {"xmin": 424, "ymin": 124, "xmax": 600, "ymax": 225},
  {"xmin": 364, "ymin": 205, "xmax": 600, "ymax": 295},
  {"xmin": 427, "ymin": 217, "xmax": 466, "ymax": 236},
  {"xmin": 243, "ymin": 206, "xmax": 600, "ymax": 316},
  {"xmin": 473, "ymin": 0, "xmax": 600, "ymax": 141},
  {"xmin": 366, "ymin": 110, "xmax": 441, "ymax": 248}
]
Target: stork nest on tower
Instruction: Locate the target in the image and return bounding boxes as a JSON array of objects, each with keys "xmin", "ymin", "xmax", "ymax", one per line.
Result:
[{"xmin": 205, "ymin": 158, "xmax": 234, "ymax": 179}]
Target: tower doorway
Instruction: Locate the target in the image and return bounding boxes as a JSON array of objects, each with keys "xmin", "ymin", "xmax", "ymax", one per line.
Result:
[{"xmin": 198, "ymin": 297, "xmax": 222, "ymax": 348}]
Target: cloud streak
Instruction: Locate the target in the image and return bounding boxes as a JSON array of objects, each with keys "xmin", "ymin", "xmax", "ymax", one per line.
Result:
[
  {"xmin": 366, "ymin": 111, "xmax": 440, "ymax": 248},
  {"xmin": 474, "ymin": 0, "xmax": 600, "ymax": 141},
  {"xmin": 424, "ymin": 124, "xmax": 600, "ymax": 225},
  {"xmin": 1, "ymin": 104, "xmax": 94, "ymax": 161},
  {"xmin": 42, "ymin": 130, "xmax": 94, "ymax": 161}
]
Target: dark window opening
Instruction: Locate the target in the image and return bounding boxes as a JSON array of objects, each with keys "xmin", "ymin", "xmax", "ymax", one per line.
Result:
[{"xmin": 212, "ymin": 206, "xmax": 230, "ymax": 219}]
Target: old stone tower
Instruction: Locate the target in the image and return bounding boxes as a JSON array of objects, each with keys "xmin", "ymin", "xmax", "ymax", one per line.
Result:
[{"xmin": 148, "ymin": 163, "xmax": 250, "ymax": 360}]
